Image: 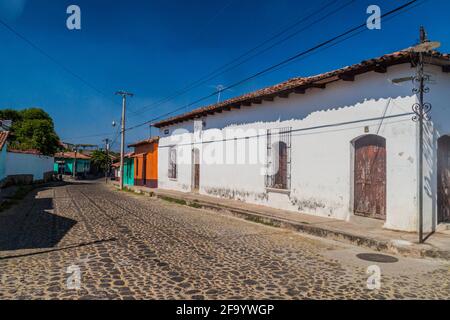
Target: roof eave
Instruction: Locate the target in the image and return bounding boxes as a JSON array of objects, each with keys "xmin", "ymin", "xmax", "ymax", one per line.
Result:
[{"xmin": 153, "ymin": 51, "xmax": 449, "ymax": 129}]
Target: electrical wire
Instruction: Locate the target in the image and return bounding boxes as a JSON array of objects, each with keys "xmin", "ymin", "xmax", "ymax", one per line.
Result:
[
  {"xmin": 128, "ymin": 0, "xmax": 344, "ymax": 117},
  {"xmin": 0, "ymin": 19, "xmax": 115, "ymax": 101},
  {"xmin": 124, "ymin": 0, "xmax": 421, "ymax": 132}
]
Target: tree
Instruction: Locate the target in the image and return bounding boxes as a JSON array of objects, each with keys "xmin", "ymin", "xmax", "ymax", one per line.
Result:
[
  {"xmin": 90, "ymin": 150, "xmax": 110, "ymax": 173},
  {"xmin": 0, "ymin": 108, "xmax": 60, "ymax": 156}
]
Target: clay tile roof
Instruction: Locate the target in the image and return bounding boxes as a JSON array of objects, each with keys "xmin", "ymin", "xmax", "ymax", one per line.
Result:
[
  {"xmin": 153, "ymin": 49, "xmax": 450, "ymax": 128},
  {"xmin": 0, "ymin": 131, "xmax": 9, "ymax": 151},
  {"xmin": 111, "ymin": 162, "xmax": 120, "ymax": 168},
  {"xmin": 128, "ymin": 137, "xmax": 159, "ymax": 148},
  {"xmin": 110, "ymin": 153, "xmax": 134, "ymax": 167},
  {"xmin": 7, "ymin": 149, "xmax": 43, "ymax": 156},
  {"xmin": 54, "ymin": 152, "xmax": 91, "ymax": 160}
]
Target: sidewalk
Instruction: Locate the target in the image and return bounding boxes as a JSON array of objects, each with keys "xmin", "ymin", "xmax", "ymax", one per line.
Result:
[{"xmin": 113, "ymin": 182, "xmax": 450, "ymax": 261}]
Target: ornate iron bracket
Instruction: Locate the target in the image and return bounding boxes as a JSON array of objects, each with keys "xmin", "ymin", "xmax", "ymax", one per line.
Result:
[
  {"xmin": 412, "ymin": 102, "xmax": 432, "ymax": 122},
  {"xmin": 412, "ymin": 75, "xmax": 432, "ymax": 122}
]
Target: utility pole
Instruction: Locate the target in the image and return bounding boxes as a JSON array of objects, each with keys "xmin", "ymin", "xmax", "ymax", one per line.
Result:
[
  {"xmin": 411, "ymin": 27, "xmax": 440, "ymax": 243},
  {"xmin": 103, "ymin": 138, "xmax": 110, "ymax": 184},
  {"xmin": 115, "ymin": 91, "xmax": 134, "ymax": 190},
  {"xmin": 73, "ymin": 146, "xmax": 77, "ymax": 179}
]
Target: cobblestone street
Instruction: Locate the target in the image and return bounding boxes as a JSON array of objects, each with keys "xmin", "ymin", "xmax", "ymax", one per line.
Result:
[{"xmin": 0, "ymin": 182, "xmax": 448, "ymax": 300}]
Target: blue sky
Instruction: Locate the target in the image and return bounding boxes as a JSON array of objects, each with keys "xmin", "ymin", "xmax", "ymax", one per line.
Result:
[{"xmin": 0, "ymin": 0, "xmax": 448, "ymax": 150}]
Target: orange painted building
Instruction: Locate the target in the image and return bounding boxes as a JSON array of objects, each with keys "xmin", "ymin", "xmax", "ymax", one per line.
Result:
[{"xmin": 128, "ymin": 137, "xmax": 159, "ymax": 188}]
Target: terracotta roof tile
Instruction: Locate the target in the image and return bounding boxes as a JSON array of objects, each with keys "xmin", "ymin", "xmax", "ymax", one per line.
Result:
[
  {"xmin": 111, "ymin": 153, "xmax": 134, "ymax": 168},
  {"xmin": 128, "ymin": 137, "xmax": 159, "ymax": 148},
  {"xmin": 153, "ymin": 49, "xmax": 450, "ymax": 128},
  {"xmin": 0, "ymin": 131, "xmax": 9, "ymax": 151},
  {"xmin": 112, "ymin": 162, "xmax": 120, "ymax": 168},
  {"xmin": 7, "ymin": 149, "xmax": 43, "ymax": 156},
  {"xmin": 54, "ymin": 152, "xmax": 91, "ymax": 160}
]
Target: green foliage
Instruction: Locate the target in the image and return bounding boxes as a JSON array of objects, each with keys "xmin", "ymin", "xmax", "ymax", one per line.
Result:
[
  {"xmin": 90, "ymin": 150, "xmax": 110, "ymax": 172},
  {"xmin": 0, "ymin": 108, "xmax": 60, "ymax": 156}
]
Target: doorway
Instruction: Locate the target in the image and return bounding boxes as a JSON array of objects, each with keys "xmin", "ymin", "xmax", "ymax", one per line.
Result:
[
  {"xmin": 142, "ymin": 155, "xmax": 147, "ymax": 186},
  {"xmin": 438, "ymin": 136, "xmax": 450, "ymax": 223},
  {"xmin": 192, "ymin": 148, "xmax": 200, "ymax": 192},
  {"xmin": 354, "ymin": 135, "xmax": 387, "ymax": 220}
]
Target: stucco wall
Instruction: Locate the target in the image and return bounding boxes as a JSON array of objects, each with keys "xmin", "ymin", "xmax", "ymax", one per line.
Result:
[
  {"xmin": 6, "ymin": 152, "xmax": 54, "ymax": 181},
  {"xmin": 158, "ymin": 63, "xmax": 450, "ymax": 232},
  {"xmin": 420, "ymin": 65, "xmax": 450, "ymax": 233},
  {"xmin": 0, "ymin": 146, "xmax": 7, "ymax": 181}
]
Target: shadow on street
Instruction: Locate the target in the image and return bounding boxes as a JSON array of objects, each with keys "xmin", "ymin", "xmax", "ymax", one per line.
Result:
[{"xmin": 0, "ymin": 186, "xmax": 77, "ymax": 252}]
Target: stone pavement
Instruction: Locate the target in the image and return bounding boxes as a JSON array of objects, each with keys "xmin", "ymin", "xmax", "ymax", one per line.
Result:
[
  {"xmin": 117, "ymin": 183, "xmax": 450, "ymax": 260},
  {"xmin": 0, "ymin": 182, "xmax": 448, "ymax": 300}
]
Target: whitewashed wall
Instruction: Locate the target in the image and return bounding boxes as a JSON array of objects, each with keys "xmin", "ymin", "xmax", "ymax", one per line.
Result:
[
  {"xmin": 158, "ymin": 63, "xmax": 450, "ymax": 232},
  {"xmin": 421, "ymin": 65, "xmax": 450, "ymax": 233},
  {"xmin": 6, "ymin": 152, "xmax": 54, "ymax": 181}
]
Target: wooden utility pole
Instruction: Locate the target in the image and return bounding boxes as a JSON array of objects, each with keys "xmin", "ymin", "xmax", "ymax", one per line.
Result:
[
  {"xmin": 104, "ymin": 138, "xmax": 110, "ymax": 184},
  {"xmin": 115, "ymin": 91, "xmax": 134, "ymax": 190},
  {"xmin": 411, "ymin": 26, "xmax": 440, "ymax": 243},
  {"xmin": 73, "ymin": 147, "xmax": 77, "ymax": 179}
]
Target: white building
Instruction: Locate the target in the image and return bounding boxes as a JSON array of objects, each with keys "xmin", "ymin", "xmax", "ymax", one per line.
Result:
[
  {"xmin": 5, "ymin": 150, "xmax": 54, "ymax": 182},
  {"xmin": 154, "ymin": 49, "xmax": 450, "ymax": 233}
]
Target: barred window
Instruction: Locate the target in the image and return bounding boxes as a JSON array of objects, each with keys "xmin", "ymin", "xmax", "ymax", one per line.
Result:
[
  {"xmin": 168, "ymin": 147, "xmax": 177, "ymax": 180},
  {"xmin": 265, "ymin": 128, "xmax": 292, "ymax": 190}
]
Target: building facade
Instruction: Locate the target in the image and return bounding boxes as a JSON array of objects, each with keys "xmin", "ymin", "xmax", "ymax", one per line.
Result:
[
  {"xmin": 54, "ymin": 152, "xmax": 91, "ymax": 176},
  {"xmin": 155, "ymin": 50, "xmax": 450, "ymax": 233},
  {"xmin": 129, "ymin": 138, "xmax": 159, "ymax": 188}
]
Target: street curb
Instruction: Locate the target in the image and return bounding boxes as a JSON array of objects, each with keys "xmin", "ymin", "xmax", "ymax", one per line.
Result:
[{"xmin": 115, "ymin": 185, "xmax": 450, "ymax": 261}]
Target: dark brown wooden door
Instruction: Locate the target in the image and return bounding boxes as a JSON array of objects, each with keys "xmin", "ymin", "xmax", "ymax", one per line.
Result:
[
  {"xmin": 438, "ymin": 136, "xmax": 450, "ymax": 223},
  {"xmin": 142, "ymin": 156, "xmax": 147, "ymax": 185},
  {"xmin": 354, "ymin": 135, "xmax": 387, "ymax": 220},
  {"xmin": 274, "ymin": 142, "xmax": 288, "ymax": 189},
  {"xmin": 192, "ymin": 149, "xmax": 200, "ymax": 191}
]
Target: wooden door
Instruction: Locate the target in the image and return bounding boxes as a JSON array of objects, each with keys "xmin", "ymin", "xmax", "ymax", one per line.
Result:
[
  {"xmin": 438, "ymin": 136, "xmax": 450, "ymax": 223},
  {"xmin": 192, "ymin": 149, "xmax": 200, "ymax": 191},
  {"xmin": 142, "ymin": 156, "xmax": 147, "ymax": 185},
  {"xmin": 274, "ymin": 142, "xmax": 288, "ymax": 189},
  {"xmin": 354, "ymin": 135, "xmax": 387, "ymax": 220}
]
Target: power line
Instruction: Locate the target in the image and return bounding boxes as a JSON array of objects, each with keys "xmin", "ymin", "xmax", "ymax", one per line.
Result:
[
  {"xmin": 124, "ymin": 0, "xmax": 421, "ymax": 132},
  {"xmin": 0, "ymin": 19, "xmax": 113, "ymax": 98},
  {"xmin": 62, "ymin": 132, "xmax": 116, "ymax": 141},
  {"xmin": 127, "ymin": 0, "xmax": 344, "ymax": 117},
  {"xmin": 261, "ymin": 0, "xmax": 428, "ymax": 78}
]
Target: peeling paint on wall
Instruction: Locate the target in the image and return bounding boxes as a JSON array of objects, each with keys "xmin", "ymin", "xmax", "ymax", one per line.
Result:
[
  {"xmin": 290, "ymin": 196, "xmax": 326, "ymax": 212},
  {"xmin": 203, "ymin": 187, "xmax": 269, "ymax": 202}
]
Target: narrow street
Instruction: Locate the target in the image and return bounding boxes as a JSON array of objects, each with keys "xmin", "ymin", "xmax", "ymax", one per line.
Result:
[{"xmin": 0, "ymin": 182, "xmax": 448, "ymax": 300}]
